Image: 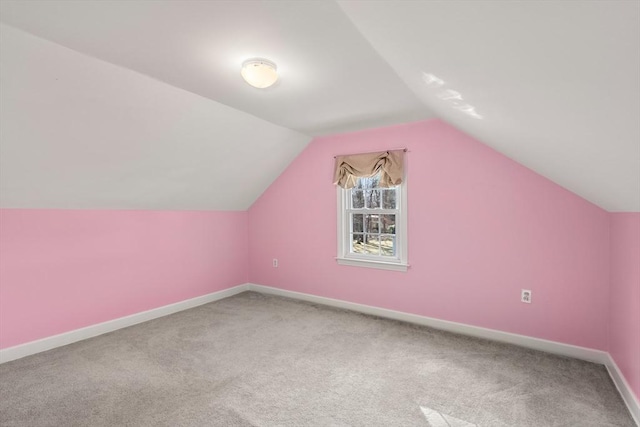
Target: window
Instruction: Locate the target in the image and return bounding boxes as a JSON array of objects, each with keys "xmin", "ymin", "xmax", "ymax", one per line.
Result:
[{"xmin": 337, "ymin": 172, "xmax": 408, "ymax": 271}]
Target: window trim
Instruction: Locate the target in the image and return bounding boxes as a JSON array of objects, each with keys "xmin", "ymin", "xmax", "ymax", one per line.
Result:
[{"xmin": 336, "ymin": 175, "xmax": 408, "ymax": 272}]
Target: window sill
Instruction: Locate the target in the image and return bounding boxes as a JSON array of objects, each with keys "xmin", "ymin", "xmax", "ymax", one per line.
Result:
[{"xmin": 336, "ymin": 257, "xmax": 409, "ymax": 272}]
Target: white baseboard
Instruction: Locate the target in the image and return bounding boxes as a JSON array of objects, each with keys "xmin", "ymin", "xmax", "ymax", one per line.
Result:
[
  {"xmin": 247, "ymin": 284, "xmax": 609, "ymax": 363},
  {"xmin": 247, "ymin": 283, "xmax": 638, "ymax": 425},
  {"xmin": 247, "ymin": 283, "xmax": 640, "ymax": 426},
  {"xmin": 606, "ymin": 355, "xmax": 640, "ymax": 425},
  {"xmin": 2, "ymin": 282, "xmax": 636, "ymax": 425},
  {"xmin": 0, "ymin": 284, "xmax": 250, "ymax": 364}
]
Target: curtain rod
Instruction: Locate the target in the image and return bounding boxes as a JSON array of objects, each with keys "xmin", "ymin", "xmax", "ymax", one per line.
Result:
[{"xmin": 333, "ymin": 148, "xmax": 407, "ymax": 159}]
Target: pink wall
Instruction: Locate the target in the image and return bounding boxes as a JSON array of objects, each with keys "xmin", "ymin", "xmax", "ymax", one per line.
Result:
[
  {"xmin": 610, "ymin": 213, "xmax": 640, "ymax": 400},
  {"xmin": 0, "ymin": 120, "xmax": 634, "ymax": 397},
  {"xmin": 248, "ymin": 119, "xmax": 611, "ymax": 350},
  {"xmin": 0, "ymin": 209, "xmax": 248, "ymax": 349}
]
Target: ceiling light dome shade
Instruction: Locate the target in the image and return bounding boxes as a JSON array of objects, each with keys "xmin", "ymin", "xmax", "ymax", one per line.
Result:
[{"xmin": 241, "ymin": 58, "xmax": 278, "ymax": 88}]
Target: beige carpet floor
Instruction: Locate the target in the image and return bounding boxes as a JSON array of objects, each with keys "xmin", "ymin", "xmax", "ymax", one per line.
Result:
[{"xmin": 0, "ymin": 291, "xmax": 635, "ymax": 426}]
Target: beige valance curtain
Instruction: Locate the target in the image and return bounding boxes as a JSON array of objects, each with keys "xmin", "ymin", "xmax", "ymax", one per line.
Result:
[{"xmin": 333, "ymin": 149, "xmax": 405, "ymax": 189}]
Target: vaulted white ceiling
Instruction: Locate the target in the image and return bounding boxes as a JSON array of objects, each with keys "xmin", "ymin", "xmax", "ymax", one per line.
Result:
[
  {"xmin": 0, "ymin": 24, "xmax": 309, "ymax": 210},
  {"xmin": 0, "ymin": 0, "xmax": 430, "ymax": 136},
  {"xmin": 0, "ymin": 1, "xmax": 638, "ymax": 211},
  {"xmin": 337, "ymin": 0, "xmax": 640, "ymax": 212}
]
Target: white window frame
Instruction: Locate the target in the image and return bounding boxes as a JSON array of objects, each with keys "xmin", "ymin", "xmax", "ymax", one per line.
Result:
[{"xmin": 336, "ymin": 174, "xmax": 408, "ymax": 272}]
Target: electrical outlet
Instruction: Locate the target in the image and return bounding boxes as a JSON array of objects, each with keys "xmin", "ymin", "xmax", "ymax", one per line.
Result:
[
  {"xmin": 272, "ymin": 258, "xmax": 278, "ymax": 268},
  {"xmin": 521, "ymin": 289, "xmax": 532, "ymax": 303}
]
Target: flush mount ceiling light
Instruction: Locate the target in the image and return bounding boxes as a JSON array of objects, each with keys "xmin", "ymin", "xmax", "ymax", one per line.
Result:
[{"xmin": 241, "ymin": 58, "xmax": 278, "ymax": 89}]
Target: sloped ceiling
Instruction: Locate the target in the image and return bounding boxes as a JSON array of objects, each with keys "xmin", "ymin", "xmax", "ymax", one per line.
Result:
[
  {"xmin": 0, "ymin": 25, "xmax": 309, "ymax": 210},
  {"xmin": 0, "ymin": 1, "xmax": 638, "ymax": 211},
  {"xmin": 337, "ymin": 0, "xmax": 640, "ymax": 212},
  {"xmin": 0, "ymin": 0, "xmax": 430, "ymax": 136}
]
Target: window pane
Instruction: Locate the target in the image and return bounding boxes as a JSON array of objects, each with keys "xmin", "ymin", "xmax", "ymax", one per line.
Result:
[
  {"xmin": 360, "ymin": 175, "xmax": 380, "ymax": 189},
  {"xmin": 351, "ymin": 190, "xmax": 364, "ymax": 209},
  {"xmin": 352, "ymin": 214, "xmax": 363, "ymax": 233},
  {"xmin": 340, "ymin": 171, "xmax": 405, "ymax": 267},
  {"xmin": 365, "ymin": 189, "xmax": 381, "ymax": 208},
  {"xmin": 380, "ymin": 236, "xmax": 395, "ymax": 256},
  {"xmin": 381, "ymin": 214, "xmax": 395, "ymax": 234},
  {"xmin": 382, "ymin": 189, "xmax": 397, "ymax": 209},
  {"xmin": 364, "ymin": 234, "xmax": 380, "ymax": 255},
  {"xmin": 365, "ymin": 214, "xmax": 379, "ymax": 234},
  {"xmin": 351, "ymin": 234, "xmax": 365, "ymax": 254}
]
